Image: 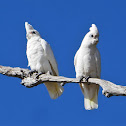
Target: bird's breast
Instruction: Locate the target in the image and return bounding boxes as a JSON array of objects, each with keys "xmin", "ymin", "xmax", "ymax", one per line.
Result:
[
  {"xmin": 26, "ymin": 39, "xmax": 46, "ymax": 70},
  {"xmin": 81, "ymin": 48, "xmax": 97, "ymax": 76},
  {"xmin": 27, "ymin": 40, "xmax": 44, "ymax": 55}
]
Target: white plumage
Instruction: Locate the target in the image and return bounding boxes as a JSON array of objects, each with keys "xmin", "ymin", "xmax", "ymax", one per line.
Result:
[
  {"xmin": 25, "ymin": 22, "xmax": 64, "ymax": 99},
  {"xmin": 74, "ymin": 24, "xmax": 101, "ymax": 110}
]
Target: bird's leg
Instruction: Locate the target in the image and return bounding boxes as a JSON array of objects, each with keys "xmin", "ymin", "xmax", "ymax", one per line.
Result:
[
  {"xmin": 36, "ymin": 72, "xmax": 45, "ymax": 79},
  {"xmin": 28, "ymin": 70, "xmax": 38, "ymax": 77}
]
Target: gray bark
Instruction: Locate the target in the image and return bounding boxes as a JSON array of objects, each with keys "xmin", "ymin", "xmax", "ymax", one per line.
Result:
[{"xmin": 0, "ymin": 65, "xmax": 126, "ymax": 98}]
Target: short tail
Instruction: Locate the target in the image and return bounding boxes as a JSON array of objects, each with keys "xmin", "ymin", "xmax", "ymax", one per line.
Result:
[
  {"xmin": 45, "ymin": 82, "xmax": 64, "ymax": 99},
  {"xmin": 80, "ymin": 83, "xmax": 99, "ymax": 110}
]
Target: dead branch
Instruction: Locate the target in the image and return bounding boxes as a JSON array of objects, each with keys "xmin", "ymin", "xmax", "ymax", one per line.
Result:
[{"xmin": 0, "ymin": 65, "xmax": 126, "ymax": 98}]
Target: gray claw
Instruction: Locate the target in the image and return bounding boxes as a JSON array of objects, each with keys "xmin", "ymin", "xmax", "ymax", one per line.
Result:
[
  {"xmin": 28, "ymin": 70, "xmax": 38, "ymax": 77},
  {"xmin": 36, "ymin": 72, "xmax": 44, "ymax": 79},
  {"xmin": 85, "ymin": 76, "xmax": 90, "ymax": 82},
  {"xmin": 79, "ymin": 76, "xmax": 85, "ymax": 83},
  {"xmin": 78, "ymin": 76, "xmax": 90, "ymax": 83}
]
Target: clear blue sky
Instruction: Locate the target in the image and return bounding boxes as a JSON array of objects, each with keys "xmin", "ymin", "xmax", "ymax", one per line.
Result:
[{"xmin": 0, "ymin": 0, "xmax": 126, "ymax": 126}]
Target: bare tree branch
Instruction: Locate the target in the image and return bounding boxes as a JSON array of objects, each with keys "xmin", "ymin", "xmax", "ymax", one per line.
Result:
[{"xmin": 0, "ymin": 65, "xmax": 126, "ymax": 98}]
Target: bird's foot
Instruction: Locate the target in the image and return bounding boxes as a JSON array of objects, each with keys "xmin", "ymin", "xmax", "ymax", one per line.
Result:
[
  {"xmin": 28, "ymin": 70, "xmax": 38, "ymax": 77},
  {"xmin": 78, "ymin": 76, "xmax": 91, "ymax": 83},
  {"xmin": 36, "ymin": 72, "xmax": 45, "ymax": 79},
  {"xmin": 85, "ymin": 76, "xmax": 90, "ymax": 82},
  {"xmin": 79, "ymin": 76, "xmax": 85, "ymax": 83}
]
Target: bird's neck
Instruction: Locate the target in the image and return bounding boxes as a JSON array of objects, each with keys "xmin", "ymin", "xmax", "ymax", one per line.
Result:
[
  {"xmin": 79, "ymin": 45, "xmax": 97, "ymax": 55},
  {"xmin": 28, "ymin": 36, "xmax": 41, "ymax": 41},
  {"xmin": 80, "ymin": 42, "xmax": 97, "ymax": 49}
]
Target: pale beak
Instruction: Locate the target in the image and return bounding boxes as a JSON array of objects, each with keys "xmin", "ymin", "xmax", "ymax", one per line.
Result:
[{"xmin": 93, "ymin": 38, "xmax": 99, "ymax": 44}]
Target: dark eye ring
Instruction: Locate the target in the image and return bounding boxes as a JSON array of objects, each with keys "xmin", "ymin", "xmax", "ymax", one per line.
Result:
[
  {"xmin": 32, "ymin": 31, "xmax": 36, "ymax": 34},
  {"xmin": 90, "ymin": 34, "xmax": 93, "ymax": 37}
]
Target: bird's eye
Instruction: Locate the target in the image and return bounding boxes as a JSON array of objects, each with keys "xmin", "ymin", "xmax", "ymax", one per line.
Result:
[
  {"xmin": 32, "ymin": 31, "xmax": 36, "ymax": 34},
  {"xmin": 90, "ymin": 34, "xmax": 93, "ymax": 37}
]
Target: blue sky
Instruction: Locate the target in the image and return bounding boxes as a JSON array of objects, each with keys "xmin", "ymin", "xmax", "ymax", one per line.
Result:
[{"xmin": 0, "ymin": 0, "xmax": 126, "ymax": 126}]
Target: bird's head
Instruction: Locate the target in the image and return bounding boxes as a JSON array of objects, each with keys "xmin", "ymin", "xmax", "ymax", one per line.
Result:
[
  {"xmin": 25, "ymin": 22, "xmax": 41, "ymax": 40},
  {"xmin": 83, "ymin": 24, "xmax": 99, "ymax": 47}
]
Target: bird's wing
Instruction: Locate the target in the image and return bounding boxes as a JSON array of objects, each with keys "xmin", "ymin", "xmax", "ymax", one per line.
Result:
[
  {"xmin": 40, "ymin": 39, "xmax": 59, "ymax": 76},
  {"xmin": 74, "ymin": 50, "xmax": 79, "ymax": 66},
  {"xmin": 95, "ymin": 49, "xmax": 101, "ymax": 78}
]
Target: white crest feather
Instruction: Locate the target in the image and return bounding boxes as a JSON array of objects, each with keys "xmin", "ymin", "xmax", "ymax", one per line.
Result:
[{"xmin": 89, "ymin": 24, "xmax": 99, "ymax": 34}]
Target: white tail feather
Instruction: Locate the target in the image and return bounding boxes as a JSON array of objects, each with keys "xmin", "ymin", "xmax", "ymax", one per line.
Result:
[
  {"xmin": 80, "ymin": 83, "xmax": 99, "ymax": 110},
  {"xmin": 45, "ymin": 82, "xmax": 64, "ymax": 99}
]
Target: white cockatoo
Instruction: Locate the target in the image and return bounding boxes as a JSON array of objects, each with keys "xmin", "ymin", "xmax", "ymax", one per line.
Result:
[
  {"xmin": 74, "ymin": 24, "xmax": 101, "ymax": 110},
  {"xmin": 25, "ymin": 22, "xmax": 64, "ymax": 99}
]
